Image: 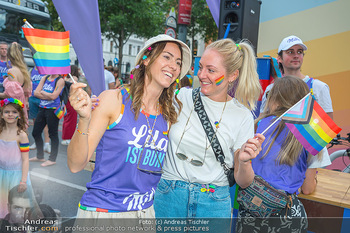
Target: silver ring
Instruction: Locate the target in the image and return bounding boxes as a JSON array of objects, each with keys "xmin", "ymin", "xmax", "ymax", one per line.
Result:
[
  {"xmin": 254, "ymin": 148, "xmax": 257, "ymax": 151},
  {"xmin": 77, "ymin": 97, "xmax": 80, "ymax": 101}
]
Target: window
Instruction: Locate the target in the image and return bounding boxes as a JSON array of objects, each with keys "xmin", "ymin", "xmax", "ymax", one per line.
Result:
[
  {"xmin": 126, "ymin": 63, "xmax": 131, "ymax": 73},
  {"xmin": 110, "ymin": 41, "xmax": 113, "ymax": 53},
  {"xmin": 137, "ymin": 46, "xmax": 140, "ymax": 54},
  {"xmin": 129, "ymin": 44, "xmax": 132, "ymax": 55}
]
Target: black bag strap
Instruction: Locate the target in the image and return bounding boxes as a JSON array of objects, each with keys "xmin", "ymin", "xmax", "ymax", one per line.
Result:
[{"xmin": 192, "ymin": 88, "xmax": 231, "ymax": 174}]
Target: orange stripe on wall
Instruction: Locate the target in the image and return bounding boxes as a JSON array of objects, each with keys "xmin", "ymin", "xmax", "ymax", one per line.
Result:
[{"xmin": 315, "ymin": 70, "xmax": 350, "ymax": 112}]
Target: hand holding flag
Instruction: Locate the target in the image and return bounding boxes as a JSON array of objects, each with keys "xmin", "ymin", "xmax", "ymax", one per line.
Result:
[{"xmin": 261, "ymin": 93, "xmax": 342, "ymax": 155}]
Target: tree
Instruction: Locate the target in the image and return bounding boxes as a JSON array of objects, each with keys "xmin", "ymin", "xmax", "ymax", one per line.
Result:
[
  {"xmin": 98, "ymin": 0, "xmax": 166, "ymax": 75},
  {"xmin": 42, "ymin": 0, "xmax": 64, "ymax": 31},
  {"xmin": 187, "ymin": 0, "xmax": 218, "ymax": 60}
]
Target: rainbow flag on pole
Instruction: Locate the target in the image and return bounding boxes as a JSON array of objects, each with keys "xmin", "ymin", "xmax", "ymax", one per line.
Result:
[
  {"xmin": 22, "ymin": 27, "xmax": 70, "ymax": 75},
  {"xmin": 281, "ymin": 93, "xmax": 342, "ymax": 155}
]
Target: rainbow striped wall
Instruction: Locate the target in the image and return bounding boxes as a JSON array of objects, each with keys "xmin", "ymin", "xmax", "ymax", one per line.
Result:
[{"xmin": 257, "ymin": 0, "xmax": 350, "ymax": 132}]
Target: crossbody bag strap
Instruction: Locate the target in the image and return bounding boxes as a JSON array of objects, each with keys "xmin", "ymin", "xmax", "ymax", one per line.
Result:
[{"xmin": 192, "ymin": 88, "xmax": 231, "ymax": 174}]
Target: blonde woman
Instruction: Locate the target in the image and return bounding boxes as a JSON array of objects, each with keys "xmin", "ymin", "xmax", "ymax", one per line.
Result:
[
  {"xmin": 235, "ymin": 76, "xmax": 331, "ymax": 233},
  {"xmin": 0, "ymin": 42, "xmax": 31, "ymax": 122},
  {"xmin": 154, "ymin": 38, "xmax": 264, "ymax": 225}
]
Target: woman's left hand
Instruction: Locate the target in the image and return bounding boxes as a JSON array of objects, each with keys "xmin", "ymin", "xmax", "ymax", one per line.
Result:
[{"xmin": 239, "ymin": 133, "xmax": 265, "ymax": 163}]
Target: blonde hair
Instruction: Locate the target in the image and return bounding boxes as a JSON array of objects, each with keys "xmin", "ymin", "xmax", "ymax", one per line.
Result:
[
  {"xmin": 128, "ymin": 41, "xmax": 183, "ymax": 124},
  {"xmin": 206, "ymin": 39, "xmax": 261, "ymax": 110},
  {"xmin": 7, "ymin": 42, "xmax": 31, "ymax": 90},
  {"xmin": 256, "ymin": 76, "xmax": 320, "ymax": 165}
]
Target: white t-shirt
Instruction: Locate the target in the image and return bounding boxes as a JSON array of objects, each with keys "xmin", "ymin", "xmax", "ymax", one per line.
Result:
[
  {"xmin": 162, "ymin": 88, "xmax": 254, "ymax": 186},
  {"xmin": 104, "ymin": 69, "xmax": 115, "ymax": 90},
  {"xmin": 260, "ymin": 75, "xmax": 333, "ymax": 114},
  {"xmin": 308, "ymin": 147, "xmax": 332, "ymax": 168}
]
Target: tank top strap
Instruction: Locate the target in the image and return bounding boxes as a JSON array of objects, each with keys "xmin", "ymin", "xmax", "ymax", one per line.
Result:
[{"xmin": 107, "ymin": 88, "xmax": 130, "ymax": 129}]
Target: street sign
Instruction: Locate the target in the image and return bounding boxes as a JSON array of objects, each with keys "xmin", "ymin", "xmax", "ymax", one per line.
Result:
[
  {"xmin": 165, "ymin": 28, "xmax": 176, "ymax": 38},
  {"xmin": 114, "ymin": 57, "xmax": 119, "ymax": 65},
  {"xmin": 166, "ymin": 16, "xmax": 177, "ymax": 29}
]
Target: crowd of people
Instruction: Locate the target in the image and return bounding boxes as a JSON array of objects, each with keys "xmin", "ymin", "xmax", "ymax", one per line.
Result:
[{"xmin": 0, "ymin": 33, "xmax": 334, "ymax": 233}]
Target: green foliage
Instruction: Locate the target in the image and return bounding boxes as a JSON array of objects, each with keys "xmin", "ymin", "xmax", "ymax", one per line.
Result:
[
  {"xmin": 98, "ymin": 0, "xmax": 166, "ymax": 43},
  {"xmin": 42, "ymin": 0, "xmax": 64, "ymax": 31},
  {"xmin": 188, "ymin": 0, "xmax": 218, "ymax": 43}
]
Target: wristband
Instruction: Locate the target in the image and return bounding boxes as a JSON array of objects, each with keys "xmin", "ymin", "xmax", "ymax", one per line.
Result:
[{"xmin": 76, "ymin": 124, "xmax": 89, "ymax": 135}]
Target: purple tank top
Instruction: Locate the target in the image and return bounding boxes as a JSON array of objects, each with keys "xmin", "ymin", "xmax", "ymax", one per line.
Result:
[
  {"xmin": 80, "ymin": 89, "xmax": 169, "ymax": 212},
  {"xmin": 31, "ymin": 67, "xmax": 45, "ymax": 97},
  {"xmin": 0, "ymin": 61, "xmax": 8, "ymax": 84},
  {"xmin": 39, "ymin": 76, "xmax": 60, "ymax": 109},
  {"xmin": 252, "ymin": 116, "xmax": 308, "ymax": 194}
]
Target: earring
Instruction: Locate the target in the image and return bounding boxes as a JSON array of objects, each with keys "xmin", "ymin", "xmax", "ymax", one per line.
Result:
[{"xmin": 175, "ymin": 78, "xmax": 180, "ymax": 95}]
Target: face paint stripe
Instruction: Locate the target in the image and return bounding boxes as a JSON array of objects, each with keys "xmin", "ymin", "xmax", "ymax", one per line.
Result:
[{"xmin": 215, "ymin": 75, "xmax": 224, "ymax": 86}]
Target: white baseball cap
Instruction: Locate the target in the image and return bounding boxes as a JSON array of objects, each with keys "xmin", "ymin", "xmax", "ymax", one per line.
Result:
[
  {"xmin": 136, "ymin": 34, "xmax": 192, "ymax": 80},
  {"xmin": 278, "ymin": 35, "xmax": 308, "ymax": 53}
]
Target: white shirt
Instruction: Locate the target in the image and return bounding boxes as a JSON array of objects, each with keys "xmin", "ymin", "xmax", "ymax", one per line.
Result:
[
  {"xmin": 162, "ymin": 88, "xmax": 254, "ymax": 186},
  {"xmin": 104, "ymin": 69, "xmax": 115, "ymax": 90},
  {"xmin": 260, "ymin": 75, "xmax": 333, "ymax": 114}
]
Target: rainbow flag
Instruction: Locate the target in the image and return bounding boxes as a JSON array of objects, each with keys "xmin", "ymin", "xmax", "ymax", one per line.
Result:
[
  {"xmin": 281, "ymin": 93, "xmax": 342, "ymax": 155},
  {"xmin": 22, "ymin": 27, "xmax": 70, "ymax": 75}
]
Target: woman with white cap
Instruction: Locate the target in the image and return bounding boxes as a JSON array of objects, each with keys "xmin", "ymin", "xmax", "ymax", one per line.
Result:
[{"xmin": 67, "ymin": 35, "xmax": 191, "ymax": 222}]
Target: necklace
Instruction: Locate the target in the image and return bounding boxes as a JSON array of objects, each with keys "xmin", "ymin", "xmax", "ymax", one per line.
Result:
[
  {"xmin": 137, "ymin": 101, "xmax": 163, "ymax": 173},
  {"xmin": 142, "ymin": 101, "xmax": 160, "ymax": 146},
  {"xmin": 206, "ymin": 94, "xmax": 228, "ymax": 150},
  {"xmin": 176, "ymin": 93, "xmax": 228, "ymax": 165}
]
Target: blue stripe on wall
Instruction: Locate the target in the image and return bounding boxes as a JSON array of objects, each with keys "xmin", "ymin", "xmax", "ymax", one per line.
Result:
[
  {"xmin": 260, "ymin": 0, "xmax": 337, "ymax": 22},
  {"xmin": 341, "ymin": 208, "xmax": 350, "ymax": 233}
]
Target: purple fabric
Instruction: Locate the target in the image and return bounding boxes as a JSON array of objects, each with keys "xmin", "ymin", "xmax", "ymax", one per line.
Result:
[
  {"xmin": 0, "ymin": 61, "xmax": 9, "ymax": 85},
  {"xmin": 80, "ymin": 90, "xmax": 169, "ymax": 212},
  {"xmin": 206, "ymin": 0, "xmax": 220, "ymax": 27},
  {"xmin": 52, "ymin": 0, "xmax": 105, "ymax": 95},
  {"xmin": 253, "ymin": 116, "xmax": 309, "ymax": 194},
  {"xmin": 39, "ymin": 77, "xmax": 60, "ymax": 109},
  {"xmin": 31, "ymin": 67, "xmax": 46, "ymax": 96}
]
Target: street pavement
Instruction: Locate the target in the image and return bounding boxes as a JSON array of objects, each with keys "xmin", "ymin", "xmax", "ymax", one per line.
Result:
[{"xmin": 27, "ymin": 122, "xmax": 92, "ymax": 219}]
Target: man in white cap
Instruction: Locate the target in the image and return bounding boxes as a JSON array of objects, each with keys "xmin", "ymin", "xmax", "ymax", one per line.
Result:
[{"xmin": 260, "ymin": 35, "xmax": 333, "ymax": 119}]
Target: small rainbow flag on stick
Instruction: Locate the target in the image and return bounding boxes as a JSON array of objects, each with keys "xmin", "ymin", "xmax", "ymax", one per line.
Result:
[
  {"xmin": 22, "ymin": 24, "xmax": 70, "ymax": 75},
  {"xmin": 262, "ymin": 93, "xmax": 342, "ymax": 155}
]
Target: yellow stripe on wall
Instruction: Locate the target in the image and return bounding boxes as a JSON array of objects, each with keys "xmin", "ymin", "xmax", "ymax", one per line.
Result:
[{"xmin": 257, "ymin": 0, "xmax": 350, "ymax": 53}]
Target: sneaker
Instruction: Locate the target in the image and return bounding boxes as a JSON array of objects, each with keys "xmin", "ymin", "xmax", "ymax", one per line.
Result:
[
  {"xmin": 44, "ymin": 143, "xmax": 51, "ymax": 154},
  {"xmin": 29, "ymin": 143, "xmax": 36, "ymax": 150},
  {"xmin": 61, "ymin": 140, "xmax": 71, "ymax": 146}
]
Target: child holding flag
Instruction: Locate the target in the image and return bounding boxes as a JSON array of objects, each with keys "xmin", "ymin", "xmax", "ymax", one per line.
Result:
[
  {"xmin": 235, "ymin": 76, "xmax": 332, "ymax": 233},
  {"xmin": 0, "ymin": 98, "xmax": 30, "ymax": 218}
]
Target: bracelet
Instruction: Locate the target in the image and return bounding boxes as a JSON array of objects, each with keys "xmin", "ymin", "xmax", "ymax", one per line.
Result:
[
  {"xmin": 20, "ymin": 181, "xmax": 26, "ymax": 184},
  {"xmin": 77, "ymin": 128, "xmax": 89, "ymax": 135}
]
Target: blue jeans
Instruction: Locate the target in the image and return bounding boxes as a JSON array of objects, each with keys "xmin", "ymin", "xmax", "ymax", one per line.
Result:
[
  {"xmin": 154, "ymin": 178, "xmax": 231, "ymax": 218},
  {"xmin": 29, "ymin": 96, "xmax": 40, "ymax": 119}
]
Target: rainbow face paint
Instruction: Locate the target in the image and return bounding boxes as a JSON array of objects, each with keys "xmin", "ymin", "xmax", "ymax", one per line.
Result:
[
  {"xmin": 15, "ymin": 116, "xmax": 19, "ymax": 119},
  {"xmin": 215, "ymin": 75, "xmax": 224, "ymax": 86}
]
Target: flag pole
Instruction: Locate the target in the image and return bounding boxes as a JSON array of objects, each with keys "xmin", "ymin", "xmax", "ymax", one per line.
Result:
[
  {"xmin": 260, "ymin": 92, "xmax": 311, "ymax": 135},
  {"xmin": 23, "ymin": 19, "xmax": 34, "ymax": 29},
  {"xmin": 68, "ymin": 73, "xmax": 77, "ymax": 84}
]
